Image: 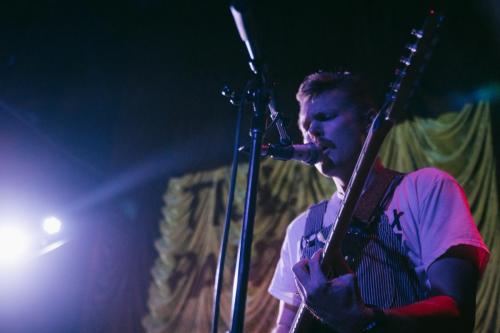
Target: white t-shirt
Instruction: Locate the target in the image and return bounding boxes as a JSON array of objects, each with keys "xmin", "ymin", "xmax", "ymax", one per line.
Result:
[{"xmin": 268, "ymin": 167, "xmax": 490, "ymax": 306}]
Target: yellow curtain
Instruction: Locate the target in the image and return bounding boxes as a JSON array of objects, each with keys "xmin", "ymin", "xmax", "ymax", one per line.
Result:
[{"xmin": 143, "ymin": 101, "xmax": 498, "ymax": 333}]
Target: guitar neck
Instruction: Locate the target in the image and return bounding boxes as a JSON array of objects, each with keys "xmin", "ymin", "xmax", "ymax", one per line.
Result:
[{"xmin": 321, "ymin": 112, "xmax": 394, "ymax": 277}]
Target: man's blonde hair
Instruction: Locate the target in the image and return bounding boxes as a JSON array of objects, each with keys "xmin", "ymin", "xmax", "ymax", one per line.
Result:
[{"xmin": 296, "ymin": 71, "xmax": 377, "ymax": 133}]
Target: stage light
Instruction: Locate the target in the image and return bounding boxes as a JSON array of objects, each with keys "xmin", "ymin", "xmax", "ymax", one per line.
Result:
[
  {"xmin": 42, "ymin": 216, "xmax": 62, "ymax": 235},
  {"xmin": 0, "ymin": 225, "xmax": 31, "ymax": 266}
]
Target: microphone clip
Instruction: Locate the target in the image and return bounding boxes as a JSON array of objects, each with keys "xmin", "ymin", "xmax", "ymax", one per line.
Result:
[{"xmin": 261, "ymin": 143, "xmax": 294, "ymax": 161}]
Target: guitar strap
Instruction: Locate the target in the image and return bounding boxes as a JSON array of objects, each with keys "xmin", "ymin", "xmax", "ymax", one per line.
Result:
[
  {"xmin": 300, "ymin": 168, "xmax": 404, "ymax": 259},
  {"xmin": 301, "ymin": 168, "xmax": 429, "ymax": 310},
  {"xmin": 353, "ymin": 168, "xmax": 405, "ymax": 225}
]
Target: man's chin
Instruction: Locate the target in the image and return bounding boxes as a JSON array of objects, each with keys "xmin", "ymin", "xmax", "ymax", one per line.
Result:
[{"xmin": 314, "ymin": 159, "xmax": 338, "ymax": 177}]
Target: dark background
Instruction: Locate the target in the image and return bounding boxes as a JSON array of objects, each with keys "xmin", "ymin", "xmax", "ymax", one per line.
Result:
[{"xmin": 0, "ymin": 1, "xmax": 498, "ymax": 332}]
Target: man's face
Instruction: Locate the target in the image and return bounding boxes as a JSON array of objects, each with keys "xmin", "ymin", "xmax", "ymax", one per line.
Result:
[{"xmin": 299, "ymin": 89, "xmax": 365, "ymax": 179}]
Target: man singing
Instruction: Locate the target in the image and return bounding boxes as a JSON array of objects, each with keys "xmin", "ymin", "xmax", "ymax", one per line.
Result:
[{"xmin": 268, "ymin": 71, "xmax": 489, "ymax": 332}]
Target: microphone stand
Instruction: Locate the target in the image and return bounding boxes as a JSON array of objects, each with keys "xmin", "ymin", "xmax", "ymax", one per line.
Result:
[
  {"xmin": 226, "ymin": 2, "xmax": 290, "ymax": 332},
  {"xmin": 211, "ymin": 2, "xmax": 293, "ymax": 332},
  {"xmin": 229, "ymin": 82, "xmax": 265, "ymax": 332},
  {"xmin": 212, "ymin": 84, "xmax": 292, "ymax": 333}
]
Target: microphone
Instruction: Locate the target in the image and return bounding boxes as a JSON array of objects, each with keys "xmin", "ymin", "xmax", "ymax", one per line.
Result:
[
  {"xmin": 229, "ymin": 1, "xmax": 261, "ymax": 62},
  {"xmin": 260, "ymin": 143, "xmax": 321, "ymax": 165}
]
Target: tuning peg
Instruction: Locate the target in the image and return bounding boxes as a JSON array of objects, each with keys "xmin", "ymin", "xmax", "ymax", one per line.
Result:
[
  {"xmin": 411, "ymin": 29, "xmax": 423, "ymax": 39},
  {"xmin": 394, "ymin": 68, "xmax": 407, "ymax": 77},
  {"xmin": 400, "ymin": 56, "xmax": 412, "ymax": 66},
  {"xmin": 406, "ymin": 43, "xmax": 418, "ymax": 53},
  {"xmin": 389, "ymin": 82, "xmax": 400, "ymax": 93}
]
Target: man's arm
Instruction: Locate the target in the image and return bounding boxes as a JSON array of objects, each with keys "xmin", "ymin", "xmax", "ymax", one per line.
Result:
[
  {"xmin": 381, "ymin": 249, "xmax": 479, "ymax": 332},
  {"xmin": 272, "ymin": 302, "xmax": 298, "ymax": 333},
  {"xmin": 292, "ymin": 247, "xmax": 480, "ymax": 333}
]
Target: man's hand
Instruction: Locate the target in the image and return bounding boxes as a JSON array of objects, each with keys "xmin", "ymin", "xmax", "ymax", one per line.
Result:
[{"xmin": 292, "ymin": 249, "xmax": 373, "ymax": 333}]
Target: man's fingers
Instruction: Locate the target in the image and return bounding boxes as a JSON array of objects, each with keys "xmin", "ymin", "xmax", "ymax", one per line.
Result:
[
  {"xmin": 292, "ymin": 259, "xmax": 310, "ymax": 287},
  {"xmin": 329, "ymin": 273, "xmax": 356, "ymax": 290},
  {"xmin": 335, "ymin": 272, "xmax": 355, "ymax": 284},
  {"xmin": 309, "ymin": 249, "xmax": 327, "ymax": 284}
]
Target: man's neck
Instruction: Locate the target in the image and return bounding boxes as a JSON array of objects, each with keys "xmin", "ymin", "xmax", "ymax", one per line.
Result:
[{"xmin": 332, "ymin": 159, "xmax": 384, "ymax": 198}]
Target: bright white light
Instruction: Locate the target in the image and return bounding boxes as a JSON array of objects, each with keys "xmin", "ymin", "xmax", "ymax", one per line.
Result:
[
  {"xmin": 39, "ymin": 240, "xmax": 68, "ymax": 256},
  {"xmin": 42, "ymin": 216, "xmax": 62, "ymax": 235},
  {"xmin": 0, "ymin": 225, "xmax": 31, "ymax": 266}
]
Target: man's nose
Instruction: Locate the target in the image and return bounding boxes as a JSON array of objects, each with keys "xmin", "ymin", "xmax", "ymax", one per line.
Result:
[{"xmin": 308, "ymin": 121, "xmax": 323, "ymax": 140}]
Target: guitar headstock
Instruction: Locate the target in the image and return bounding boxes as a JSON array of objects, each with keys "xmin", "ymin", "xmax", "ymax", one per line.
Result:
[{"xmin": 384, "ymin": 10, "xmax": 444, "ymax": 121}]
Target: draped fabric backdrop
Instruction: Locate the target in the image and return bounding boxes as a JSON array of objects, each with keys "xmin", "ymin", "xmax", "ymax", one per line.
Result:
[{"xmin": 143, "ymin": 101, "xmax": 499, "ymax": 333}]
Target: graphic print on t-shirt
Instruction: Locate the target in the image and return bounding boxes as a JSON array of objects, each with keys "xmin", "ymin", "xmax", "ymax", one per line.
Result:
[{"xmin": 390, "ymin": 209, "xmax": 404, "ymax": 241}]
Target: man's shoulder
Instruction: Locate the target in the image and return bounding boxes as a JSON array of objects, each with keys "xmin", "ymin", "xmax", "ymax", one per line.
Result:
[
  {"xmin": 285, "ymin": 209, "xmax": 310, "ymax": 238},
  {"xmin": 401, "ymin": 167, "xmax": 458, "ymax": 189},
  {"xmin": 387, "ymin": 167, "xmax": 461, "ymax": 208}
]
